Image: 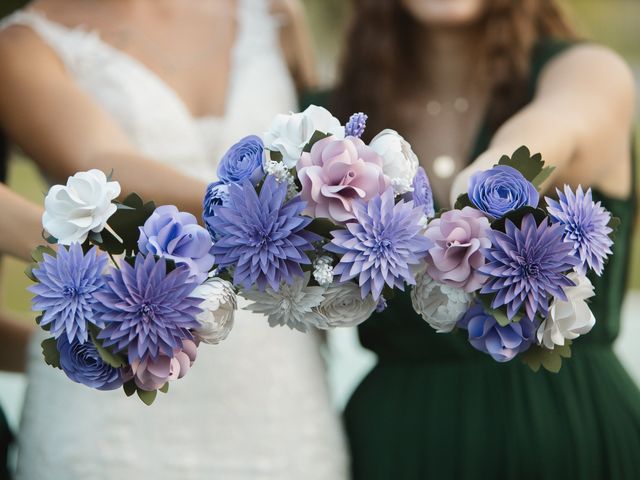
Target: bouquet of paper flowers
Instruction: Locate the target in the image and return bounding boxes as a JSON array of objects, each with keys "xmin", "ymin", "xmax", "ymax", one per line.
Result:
[
  {"xmin": 412, "ymin": 146, "xmax": 617, "ymax": 372},
  {"xmin": 202, "ymin": 105, "xmax": 434, "ymax": 331},
  {"xmin": 27, "ymin": 171, "xmax": 237, "ymax": 404}
]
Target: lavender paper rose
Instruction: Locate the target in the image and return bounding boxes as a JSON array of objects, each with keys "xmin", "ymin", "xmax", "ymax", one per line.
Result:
[
  {"xmin": 57, "ymin": 336, "xmax": 123, "ymax": 391},
  {"xmin": 424, "ymin": 207, "xmax": 491, "ymax": 292},
  {"xmin": 468, "ymin": 165, "xmax": 539, "ymax": 218},
  {"xmin": 130, "ymin": 339, "xmax": 197, "ymax": 391},
  {"xmin": 138, "ymin": 205, "xmax": 215, "ymax": 283},
  {"xmin": 458, "ymin": 303, "xmax": 537, "ymax": 362},
  {"xmin": 217, "ymin": 135, "xmax": 265, "ymax": 185}
]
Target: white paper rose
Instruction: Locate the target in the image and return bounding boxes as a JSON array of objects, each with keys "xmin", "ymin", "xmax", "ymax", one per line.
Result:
[
  {"xmin": 191, "ymin": 278, "xmax": 237, "ymax": 345},
  {"xmin": 411, "ymin": 270, "xmax": 471, "ymax": 333},
  {"xmin": 43, "ymin": 169, "xmax": 121, "ymax": 245},
  {"xmin": 369, "ymin": 129, "xmax": 419, "ymax": 195},
  {"xmin": 313, "ymin": 282, "xmax": 378, "ymax": 329},
  {"xmin": 537, "ymin": 272, "xmax": 596, "ymax": 349},
  {"xmin": 263, "ymin": 105, "xmax": 344, "ymax": 168}
]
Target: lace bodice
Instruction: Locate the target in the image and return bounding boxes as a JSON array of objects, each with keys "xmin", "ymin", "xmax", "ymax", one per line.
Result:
[{"xmin": 2, "ymin": 3, "xmax": 348, "ymax": 479}]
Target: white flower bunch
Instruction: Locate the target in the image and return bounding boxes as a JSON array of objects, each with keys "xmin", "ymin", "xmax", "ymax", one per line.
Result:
[{"xmin": 411, "ymin": 271, "xmax": 471, "ymax": 333}]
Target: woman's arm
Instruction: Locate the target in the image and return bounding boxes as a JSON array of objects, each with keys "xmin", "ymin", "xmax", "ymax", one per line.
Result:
[
  {"xmin": 273, "ymin": 0, "xmax": 318, "ymax": 93},
  {"xmin": 0, "ymin": 184, "xmax": 43, "ymax": 262},
  {"xmin": 0, "ymin": 26, "xmax": 208, "ymax": 219},
  {"xmin": 451, "ymin": 44, "xmax": 636, "ymax": 204},
  {"xmin": 0, "ymin": 311, "xmax": 34, "ymax": 373}
]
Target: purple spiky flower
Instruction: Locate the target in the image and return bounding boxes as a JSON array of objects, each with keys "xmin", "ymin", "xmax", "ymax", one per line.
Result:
[
  {"xmin": 479, "ymin": 214, "xmax": 579, "ymax": 320},
  {"xmin": 29, "ymin": 243, "xmax": 107, "ymax": 343},
  {"xmin": 345, "ymin": 112, "xmax": 368, "ymax": 138},
  {"xmin": 210, "ymin": 175, "xmax": 321, "ymax": 291},
  {"xmin": 94, "ymin": 254, "xmax": 202, "ymax": 362},
  {"xmin": 325, "ymin": 188, "xmax": 432, "ymax": 300},
  {"xmin": 545, "ymin": 185, "xmax": 613, "ymax": 276}
]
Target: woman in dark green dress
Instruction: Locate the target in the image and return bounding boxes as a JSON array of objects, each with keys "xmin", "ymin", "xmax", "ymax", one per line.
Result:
[{"xmin": 327, "ymin": 0, "xmax": 639, "ymax": 478}]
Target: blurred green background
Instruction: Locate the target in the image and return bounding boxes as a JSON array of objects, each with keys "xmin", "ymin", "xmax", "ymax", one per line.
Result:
[{"xmin": 1, "ymin": 0, "xmax": 639, "ymax": 315}]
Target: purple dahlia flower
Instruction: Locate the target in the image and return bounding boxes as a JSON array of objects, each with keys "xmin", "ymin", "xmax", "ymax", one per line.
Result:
[
  {"xmin": 95, "ymin": 254, "xmax": 202, "ymax": 362},
  {"xmin": 458, "ymin": 303, "xmax": 537, "ymax": 362},
  {"xmin": 57, "ymin": 335, "xmax": 123, "ymax": 390},
  {"xmin": 468, "ymin": 165, "xmax": 539, "ymax": 218},
  {"xmin": 29, "ymin": 243, "xmax": 107, "ymax": 343},
  {"xmin": 545, "ymin": 185, "xmax": 613, "ymax": 276},
  {"xmin": 210, "ymin": 175, "xmax": 321, "ymax": 291},
  {"xmin": 345, "ymin": 112, "xmax": 368, "ymax": 138},
  {"xmin": 479, "ymin": 214, "xmax": 579, "ymax": 320},
  {"xmin": 325, "ymin": 188, "xmax": 432, "ymax": 300}
]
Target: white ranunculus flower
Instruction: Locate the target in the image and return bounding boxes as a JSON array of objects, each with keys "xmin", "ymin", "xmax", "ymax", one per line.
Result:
[
  {"xmin": 537, "ymin": 272, "xmax": 596, "ymax": 349},
  {"xmin": 369, "ymin": 129, "xmax": 419, "ymax": 195},
  {"xmin": 263, "ymin": 105, "xmax": 344, "ymax": 168},
  {"xmin": 313, "ymin": 282, "xmax": 378, "ymax": 329},
  {"xmin": 243, "ymin": 272, "xmax": 326, "ymax": 332},
  {"xmin": 43, "ymin": 169, "xmax": 121, "ymax": 245},
  {"xmin": 191, "ymin": 278, "xmax": 237, "ymax": 345},
  {"xmin": 411, "ymin": 271, "xmax": 471, "ymax": 333}
]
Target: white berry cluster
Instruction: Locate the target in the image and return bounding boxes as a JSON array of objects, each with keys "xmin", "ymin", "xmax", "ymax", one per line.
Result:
[
  {"xmin": 263, "ymin": 156, "xmax": 299, "ymax": 198},
  {"xmin": 313, "ymin": 256, "xmax": 334, "ymax": 286}
]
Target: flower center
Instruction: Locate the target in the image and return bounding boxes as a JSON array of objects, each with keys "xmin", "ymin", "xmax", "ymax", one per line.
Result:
[
  {"xmin": 139, "ymin": 303, "xmax": 156, "ymax": 321},
  {"xmin": 517, "ymin": 256, "xmax": 540, "ymax": 278},
  {"xmin": 62, "ymin": 286, "xmax": 78, "ymax": 298},
  {"xmin": 340, "ymin": 170, "xmax": 357, "ymax": 187}
]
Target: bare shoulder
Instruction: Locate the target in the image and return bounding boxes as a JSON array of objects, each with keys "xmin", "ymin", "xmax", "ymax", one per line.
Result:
[
  {"xmin": 0, "ymin": 23, "xmax": 63, "ymax": 75},
  {"xmin": 539, "ymin": 43, "xmax": 636, "ymax": 110}
]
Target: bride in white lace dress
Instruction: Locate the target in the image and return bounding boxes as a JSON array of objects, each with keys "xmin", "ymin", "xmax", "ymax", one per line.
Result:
[{"xmin": 0, "ymin": 1, "xmax": 348, "ymax": 478}]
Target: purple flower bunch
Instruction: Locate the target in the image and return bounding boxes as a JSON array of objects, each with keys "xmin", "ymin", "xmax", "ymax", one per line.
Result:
[
  {"xmin": 417, "ymin": 146, "xmax": 616, "ymax": 371},
  {"xmin": 29, "ymin": 172, "xmax": 235, "ymax": 404}
]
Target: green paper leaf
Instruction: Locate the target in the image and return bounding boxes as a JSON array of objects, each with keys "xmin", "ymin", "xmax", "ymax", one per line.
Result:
[
  {"xmin": 99, "ymin": 193, "xmax": 156, "ymax": 256},
  {"xmin": 123, "ymin": 380, "xmax": 137, "ymax": 397},
  {"xmin": 137, "ymin": 388, "xmax": 157, "ymax": 406},
  {"xmin": 31, "ymin": 245, "xmax": 57, "ymax": 263},
  {"xmin": 267, "ymin": 150, "xmax": 283, "ymax": 162},
  {"xmin": 303, "ymin": 131, "xmax": 331, "ymax": 153},
  {"xmin": 89, "ymin": 325, "xmax": 126, "ymax": 368},
  {"xmin": 521, "ymin": 341, "xmax": 572, "ymax": 373},
  {"xmin": 307, "ymin": 218, "xmax": 337, "ymax": 238},
  {"xmin": 159, "ymin": 383, "xmax": 169, "ymax": 394},
  {"xmin": 497, "ymin": 146, "xmax": 551, "ymax": 187},
  {"xmin": 490, "ymin": 206, "xmax": 548, "ymax": 233},
  {"xmin": 41, "ymin": 337, "xmax": 61, "ymax": 369},
  {"xmin": 454, "ymin": 193, "xmax": 474, "ymax": 210},
  {"xmin": 607, "ymin": 216, "xmax": 621, "ymax": 241}
]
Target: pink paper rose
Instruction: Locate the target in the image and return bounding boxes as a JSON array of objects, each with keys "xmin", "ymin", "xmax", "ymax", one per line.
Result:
[
  {"xmin": 297, "ymin": 136, "xmax": 389, "ymax": 223},
  {"xmin": 130, "ymin": 339, "xmax": 198, "ymax": 391},
  {"xmin": 424, "ymin": 207, "xmax": 491, "ymax": 292}
]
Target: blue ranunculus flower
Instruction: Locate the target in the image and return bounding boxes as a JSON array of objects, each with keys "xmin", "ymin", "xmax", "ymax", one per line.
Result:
[
  {"xmin": 202, "ymin": 181, "xmax": 230, "ymax": 240},
  {"xmin": 138, "ymin": 205, "xmax": 215, "ymax": 283},
  {"xmin": 57, "ymin": 335, "xmax": 123, "ymax": 390},
  {"xmin": 468, "ymin": 165, "xmax": 539, "ymax": 218},
  {"xmin": 458, "ymin": 302, "xmax": 537, "ymax": 363},
  {"xmin": 217, "ymin": 135, "xmax": 265, "ymax": 186}
]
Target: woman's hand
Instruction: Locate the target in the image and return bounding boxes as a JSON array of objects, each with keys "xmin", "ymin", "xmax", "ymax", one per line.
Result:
[{"xmin": 452, "ymin": 44, "xmax": 635, "ymax": 205}]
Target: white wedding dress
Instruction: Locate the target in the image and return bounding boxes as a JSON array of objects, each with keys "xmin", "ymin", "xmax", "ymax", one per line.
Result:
[{"xmin": 1, "ymin": 3, "xmax": 348, "ymax": 479}]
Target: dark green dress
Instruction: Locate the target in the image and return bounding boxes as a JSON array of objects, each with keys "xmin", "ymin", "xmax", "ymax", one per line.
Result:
[{"xmin": 338, "ymin": 41, "xmax": 640, "ymax": 480}]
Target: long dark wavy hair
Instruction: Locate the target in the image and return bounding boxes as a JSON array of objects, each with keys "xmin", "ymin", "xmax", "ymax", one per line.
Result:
[{"xmin": 335, "ymin": 0, "xmax": 578, "ymax": 136}]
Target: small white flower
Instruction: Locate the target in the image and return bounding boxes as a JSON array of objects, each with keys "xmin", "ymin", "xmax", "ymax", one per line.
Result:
[
  {"xmin": 243, "ymin": 272, "xmax": 326, "ymax": 332},
  {"xmin": 264, "ymin": 105, "xmax": 344, "ymax": 168},
  {"xmin": 537, "ymin": 272, "xmax": 596, "ymax": 349},
  {"xmin": 191, "ymin": 278, "xmax": 237, "ymax": 344},
  {"xmin": 263, "ymin": 154, "xmax": 299, "ymax": 198},
  {"xmin": 313, "ymin": 256, "xmax": 334, "ymax": 286},
  {"xmin": 369, "ymin": 129, "xmax": 419, "ymax": 195},
  {"xmin": 313, "ymin": 282, "xmax": 378, "ymax": 329},
  {"xmin": 411, "ymin": 271, "xmax": 471, "ymax": 333},
  {"xmin": 43, "ymin": 169, "xmax": 121, "ymax": 245}
]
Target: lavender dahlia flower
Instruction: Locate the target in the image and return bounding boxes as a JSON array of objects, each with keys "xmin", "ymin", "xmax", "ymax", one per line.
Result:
[
  {"xmin": 458, "ymin": 302, "xmax": 537, "ymax": 362},
  {"xmin": 468, "ymin": 165, "xmax": 539, "ymax": 218},
  {"xmin": 30, "ymin": 243, "xmax": 107, "ymax": 344},
  {"xmin": 95, "ymin": 254, "xmax": 202, "ymax": 362},
  {"xmin": 479, "ymin": 214, "xmax": 579, "ymax": 320},
  {"xmin": 326, "ymin": 188, "xmax": 432, "ymax": 300},
  {"xmin": 138, "ymin": 205, "xmax": 215, "ymax": 283},
  {"xmin": 545, "ymin": 185, "xmax": 613, "ymax": 276},
  {"xmin": 424, "ymin": 207, "xmax": 491, "ymax": 292},
  {"xmin": 210, "ymin": 175, "xmax": 320, "ymax": 291},
  {"xmin": 202, "ymin": 181, "xmax": 230, "ymax": 239},
  {"xmin": 57, "ymin": 335, "xmax": 123, "ymax": 390},
  {"xmin": 217, "ymin": 135, "xmax": 265, "ymax": 186}
]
